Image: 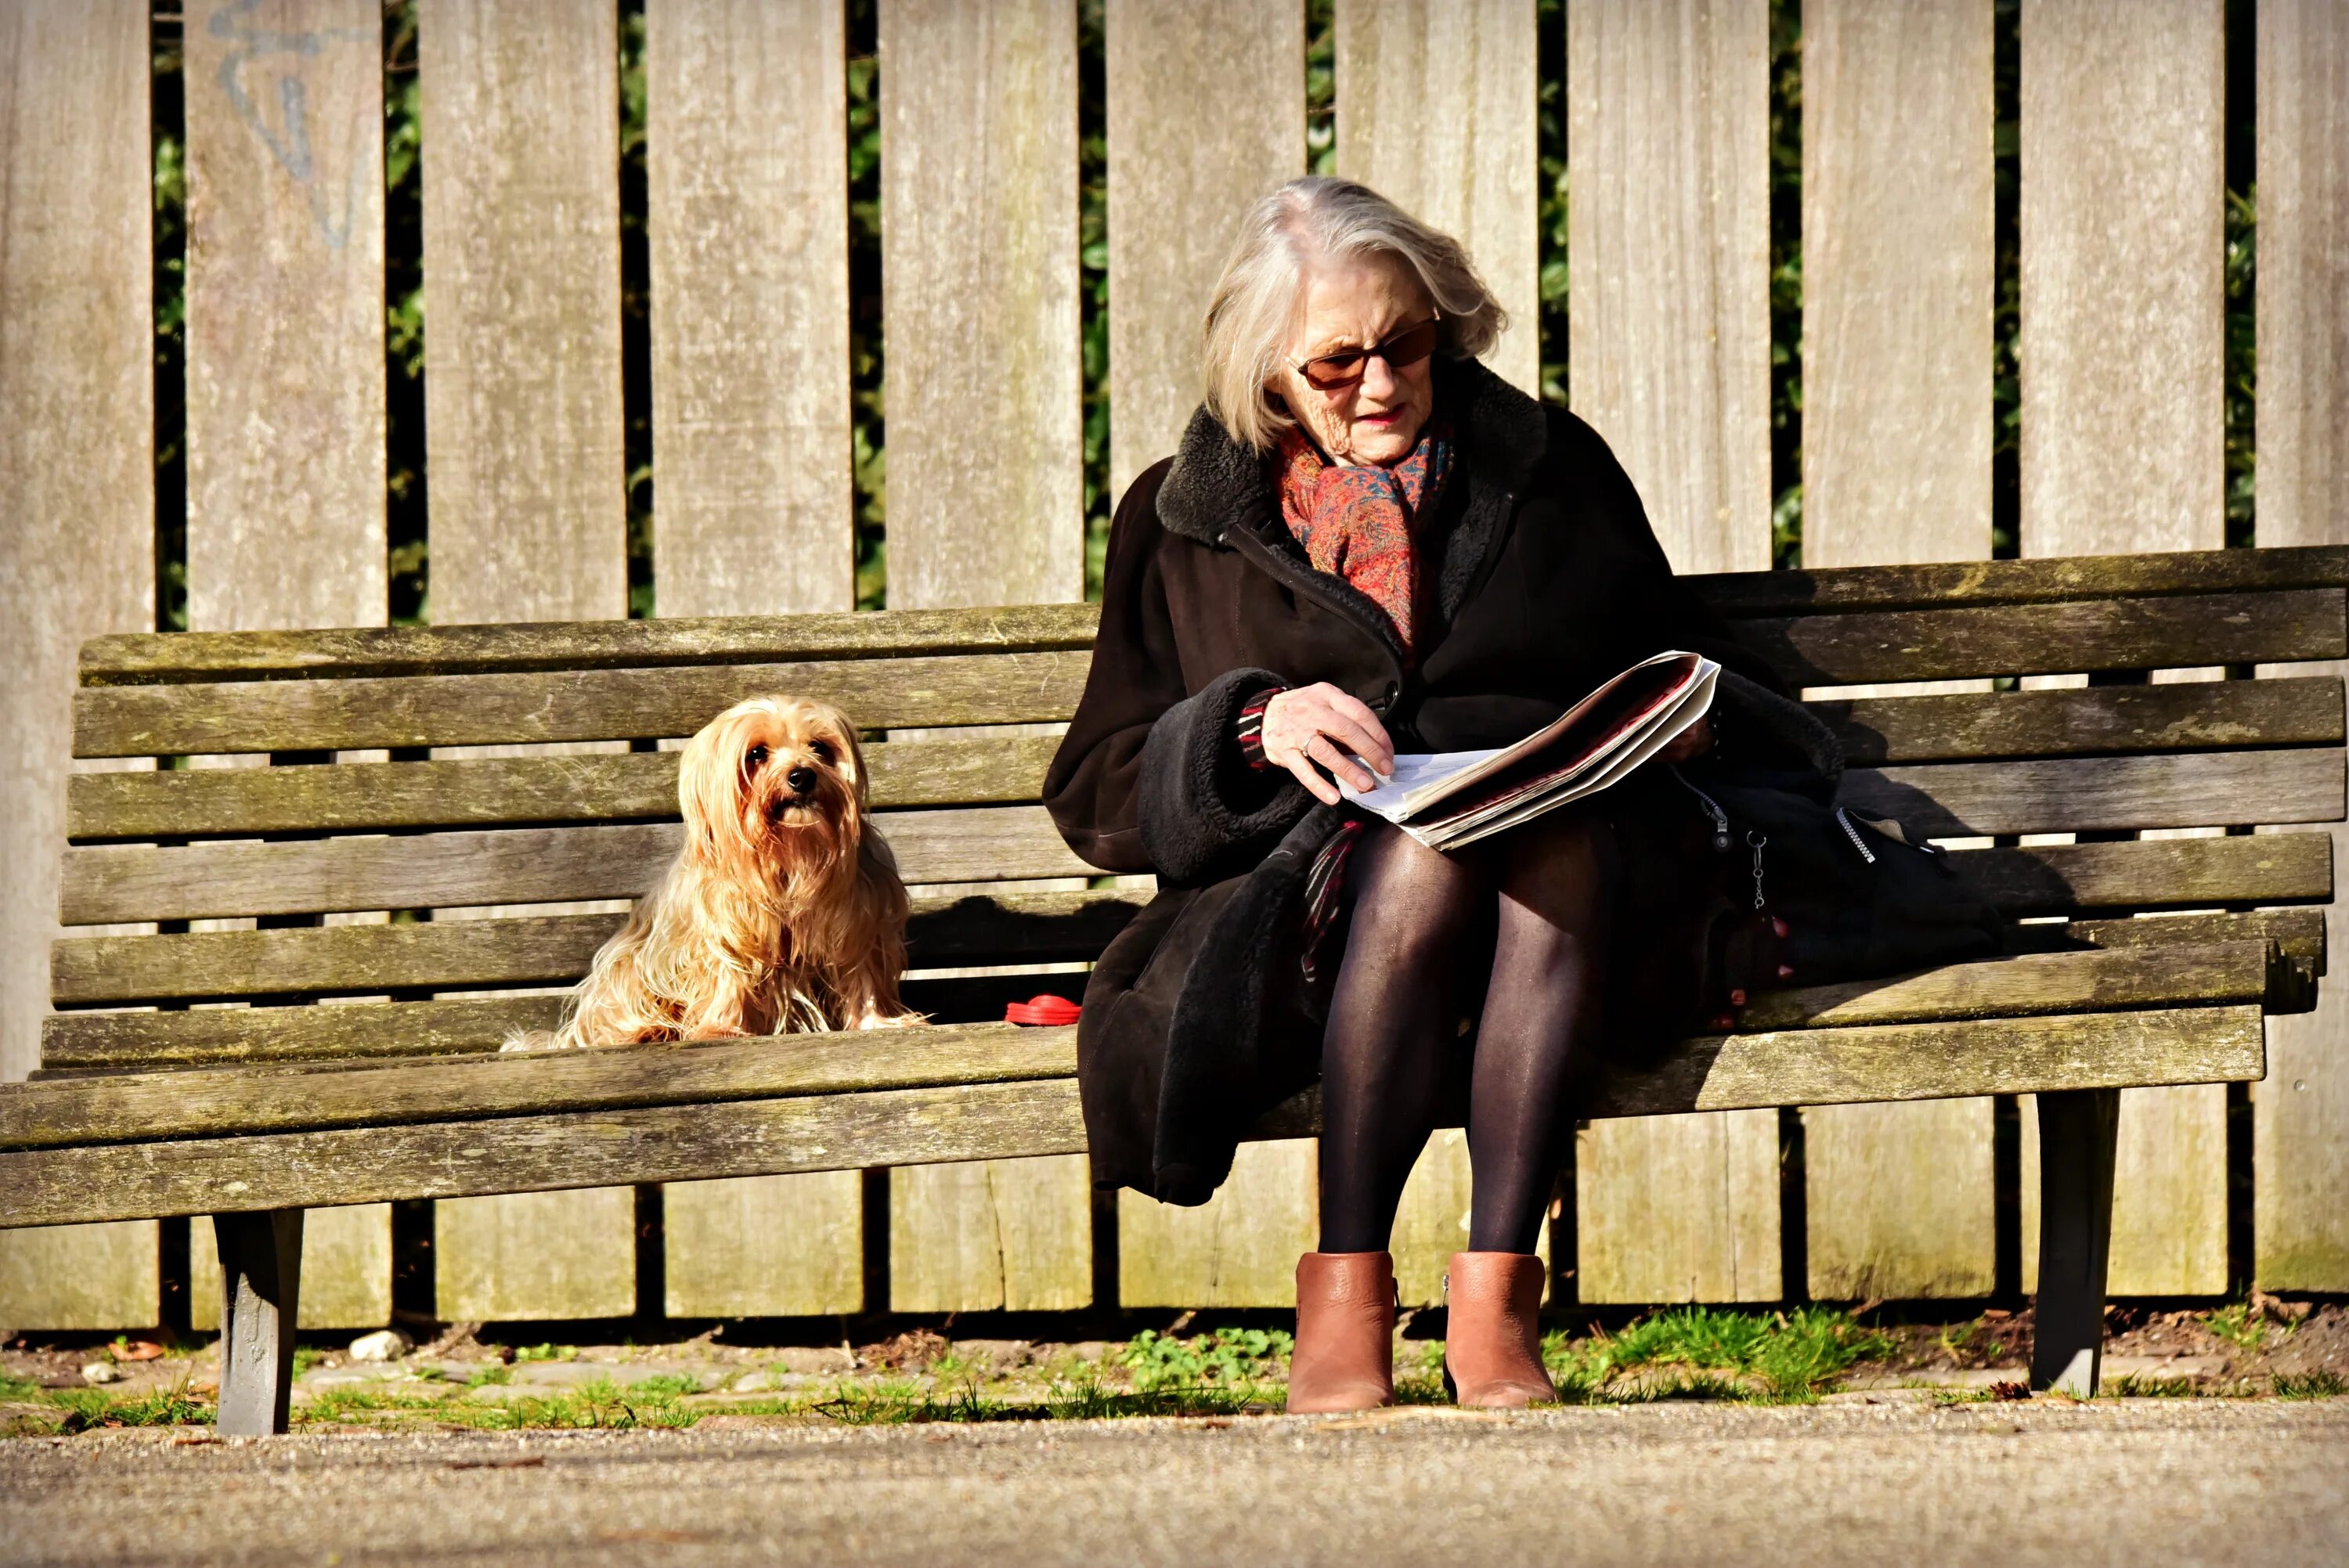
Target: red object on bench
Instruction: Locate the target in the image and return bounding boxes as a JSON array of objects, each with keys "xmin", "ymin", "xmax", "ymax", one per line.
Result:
[{"xmin": 1005, "ymin": 994, "xmax": 1081, "ymax": 1026}]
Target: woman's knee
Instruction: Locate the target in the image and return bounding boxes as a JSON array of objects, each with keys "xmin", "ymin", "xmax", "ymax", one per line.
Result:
[
  {"xmin": 1341, "ymin": 825, "xmax": 1485, "ymax": 966},
  {"xmin": 1499, "ymin": 813, "xmax": 1617, "ymax": 896}
]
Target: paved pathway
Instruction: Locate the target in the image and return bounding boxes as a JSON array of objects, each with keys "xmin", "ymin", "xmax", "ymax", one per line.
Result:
[{"xmin": 6, "ymin": 1399, "xmax": 2344, "ymax": 1567}]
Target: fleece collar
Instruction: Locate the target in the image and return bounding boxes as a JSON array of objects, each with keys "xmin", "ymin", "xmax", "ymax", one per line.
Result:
[{"xmin": 1156, "ymin": 359, "xmax": 1550, "ymax": 624}]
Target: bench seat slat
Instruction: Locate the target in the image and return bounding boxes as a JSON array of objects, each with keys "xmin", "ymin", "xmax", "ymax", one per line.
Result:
[
  {"xmin": 71, "ymin": 650, "xmax": 1095, "ymax": 759},
  {"xmin": 72, "ymin": 547, "xmax": 2349, "ymax": 687},
  {"xmin": 51, "ymin": 889, "xmax": 1154, "ymax": 1008},
  {"xmin": 58, "ymin": 807, "xmax": 1094, "ymax": 926},
  {"xmin": 0, "ymin": 1005, "xmax": 2267, "ymax": 1229},
  {"xmin": 63, "ymin": 679, "xmax": 2347, "ymax": 842},
  {"xmin": 38, "ymin": 937, "xmax": 2289, "ymax": 1073}
]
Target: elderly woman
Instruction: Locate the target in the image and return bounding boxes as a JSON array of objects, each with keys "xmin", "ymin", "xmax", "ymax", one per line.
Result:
[{"xmin": 1044, "ymin": 178, "xmax": 1817, "ymax": 1411}]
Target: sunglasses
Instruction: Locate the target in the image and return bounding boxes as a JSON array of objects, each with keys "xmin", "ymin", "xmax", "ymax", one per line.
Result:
[{"xmin": 1290, "ymin": 315, "xmax": 1442, "ymax": 391}]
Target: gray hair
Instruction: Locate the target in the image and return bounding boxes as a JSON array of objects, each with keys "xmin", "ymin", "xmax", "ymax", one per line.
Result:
[{"xmin": 1200, "ymin": 176, "xmax": 1506, "ymax": 452}]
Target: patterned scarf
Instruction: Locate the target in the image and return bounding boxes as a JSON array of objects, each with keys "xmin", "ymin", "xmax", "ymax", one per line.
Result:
[{"xmin": 1275, "ymin": 419, "xmax": 1455, "ymax": 661}]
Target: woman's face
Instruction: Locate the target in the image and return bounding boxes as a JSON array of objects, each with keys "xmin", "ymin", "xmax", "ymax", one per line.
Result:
[{"xmin": 1268, "ymin": 251, "xmax": 1438, "ymax": 467}]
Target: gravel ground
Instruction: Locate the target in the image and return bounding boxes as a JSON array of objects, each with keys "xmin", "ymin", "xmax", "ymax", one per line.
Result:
[{"xmin": 5, "ymin": 1399, "xmax": 2344, "ymax": 1568}]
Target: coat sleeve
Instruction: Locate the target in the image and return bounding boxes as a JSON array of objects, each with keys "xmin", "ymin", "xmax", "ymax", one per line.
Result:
[{"xmin": 1043, "ymin": 467, "xmax": 1311, "ymax": 879}]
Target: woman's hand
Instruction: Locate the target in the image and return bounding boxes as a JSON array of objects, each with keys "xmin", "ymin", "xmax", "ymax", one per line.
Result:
[
  {"xmin": 1261, "ymin": 683, "xmax": 1395, "ymax": 806},
  {"xmin": 1657, "ymin": 716, "xmax": 1713, "ymax": 766}
]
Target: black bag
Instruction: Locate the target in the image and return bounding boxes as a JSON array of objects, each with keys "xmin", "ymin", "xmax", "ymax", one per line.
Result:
[{"xmin": 1669, "ymin": 762, "xmax": 2008, "ymax": 997}]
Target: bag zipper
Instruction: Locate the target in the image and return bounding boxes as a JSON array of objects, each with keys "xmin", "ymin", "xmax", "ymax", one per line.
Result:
[{"xmin": 1833, "ymin": 805, "xmax": 1878, "ymax": 865}]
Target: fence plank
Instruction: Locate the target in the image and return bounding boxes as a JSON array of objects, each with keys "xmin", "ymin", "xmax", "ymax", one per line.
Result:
[
  {"xmin": 644, "ymin": 0, "xmax": 864, "ymax": 1320},
  {"xmin": 184, "ymin": 0, "xmax": 385, "ymax": 636},
  {"xmin": 418, "ymin": 0, "xmax": 633, "ymax": 1323},
  {"xmin": 1100, "ymin": 0, "xmax": 1311, "ymax": 1303},
  {"xmin": 1567, "ymin": 0, "xmax": 1778, "ymax": 1303},
  {"xmin": 180, "ymin": 0, "xmax": 391, "ymax": 1331},
  {"xmin": 1387, "ymin": 1130, "xmax": 1553, "ymax": 1308},
  {"xmin": 0, "ymin": 0, "xmax": 159, "ymax": 1331},
  {"xmin": 1105, "ymin": 0, "xmax": 1304, "ymax": 499},
  {"xmin": 1328, "ymin": 0, "xmax": 1550, "ymax": 1296},
  {"xmin": 1118, "ymin": 1140, "xmax": 1319, "ymax": 1308},
  {"xmin": 2253, "ymin": 0, "xmax": 2349, "ymax": 1292},
  {"xmin": 1333, "ymin": 0, "xmax": 1539, "ymax": 394},
  {"xmin": 879, "ymin": 0, "xmax": 1092, "ymax": 1311},
  {"xmin": 889, "ymin": 1155, "xmax": 1094, "ymax": 1311},
  {"xmin": 880, "ymin": 0, "xmax": 1081, "ymax": 609},
  {"xmin": 189, "ymin": 1206, "xmax": 392, "ymax": 1329},
  {"xmin": 647, "ymin": 0, "xmax": 850, "ymax": 617},
  {"xmin": 1799, "ymin": 0, "xmax": 2002, "ymax": 1302},
  {"xmin": 2020, "ymin": 0, "xmax": 2228, "ymax": 1296},
  {"xmin": 662, "ymin": 1174, "xmax": 862, "ymax": 1319}
]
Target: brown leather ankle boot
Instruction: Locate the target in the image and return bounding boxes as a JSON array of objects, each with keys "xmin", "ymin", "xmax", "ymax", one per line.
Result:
[
  {"xmin": 1443, "ymin": 1252, "xmax": 1557, "ymax": 1408},
  {"xmin": 1285, "ymin": 1252, "xmax": 1396, "ymax": 1413}
]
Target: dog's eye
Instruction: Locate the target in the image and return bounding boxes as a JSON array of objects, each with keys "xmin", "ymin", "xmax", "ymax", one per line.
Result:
[
  {"xmin": 809, "ymin": 741, "xmax": 835, "ymax": 766},
  {"xmin": 745, "ymin": 744, "xmax": 768, "ymax": 770}
]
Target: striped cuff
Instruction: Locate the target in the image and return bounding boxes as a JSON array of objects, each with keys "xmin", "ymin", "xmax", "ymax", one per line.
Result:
[{"xmin": 1234, "ymin": 685, "xmax": 1285, "ymax": 770}]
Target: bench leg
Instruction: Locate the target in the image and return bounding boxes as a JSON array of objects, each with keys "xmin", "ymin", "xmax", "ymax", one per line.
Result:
[
  {"xmin": 213, "ymin": 1209, "xmax": 304, "ymax": 1436},
  {"xmin": 2030, "ymin": 1089, "xmax": 2119, "ymax": 1397}
]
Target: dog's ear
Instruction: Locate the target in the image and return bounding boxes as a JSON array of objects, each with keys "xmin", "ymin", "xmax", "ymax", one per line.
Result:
[
  {"xmin": 677, "ymin": 708, "xmax": 748, "ymax": 862},
  {"xmin": 809, "ymin": 702, "xmax": 870, "ymax": 813}
]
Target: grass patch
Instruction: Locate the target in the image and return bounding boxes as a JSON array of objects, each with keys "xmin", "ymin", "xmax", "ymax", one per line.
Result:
[
  {"xmin": 298, "ymin": 1376, "xmax": 695, "ymax": 1433},
  {"xmin": 617, "ymin": 1373, "xmax": 702, "ymax": 1399},
  {"xmin": 2201, "ymin": 1303, "xmax": 2270, "ymax": 1353},
  {"xmin": 0, "ymin": 1373, "xmax": 43, "ymax": 1399},
  {"xmin": 1118, "ymin": 1327, "xmax": 1292, "ymax": 1392},
  {"xmin": 290, "ymin": 1346, "xmax": 328, "ymax": 1379},
  {"xmin": 41, "ymin": 1382, "xmax": 215, "ymax": 1434},
  {"xmin": 512, "ymin": 1343, "xmax": 576, "ymax": 1364},
  {"xmin": 810, "ymin": 1369, "xmax": 1268, "ymax": 1426},
  {"xmin": 464, "ymin": 1364, "xmax": 513, "ymax": 1388},
  {"xmin": 2106, "ymin": 1375, "xmax": 2198, "ymax": 1398},
  {"xmin": 1541, "ymin": 1306, "xmax": 1896, "ymax": 1404},
  {"xmin": 2274, "ymin": 1371, "xmax": 2347, "ymax": 1400}
]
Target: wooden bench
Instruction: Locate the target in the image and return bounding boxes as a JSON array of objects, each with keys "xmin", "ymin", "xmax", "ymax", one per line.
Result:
[{"xmin": 4, "ymin": 545, "xmax": 2342, "ymax": 1433}]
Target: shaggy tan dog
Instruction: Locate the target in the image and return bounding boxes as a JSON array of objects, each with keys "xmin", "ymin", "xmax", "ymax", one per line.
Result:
[{"xmin": 507, "ymin": 694, "xmax": 919, "ymax": 1051}]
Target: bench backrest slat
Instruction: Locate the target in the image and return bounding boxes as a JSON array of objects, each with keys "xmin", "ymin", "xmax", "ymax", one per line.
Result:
[
  {"xmin": 71, "ymin": 651, "xmax": 1095, "ymax": 759},
  {"xmin": 68, "ymin": 591, "xmax": 2348, "ymax": 759},
  {"xmin": 71, "ymin": 545, "xmax": 2349, "ymax": 685},
  {"xmin": 58, "ymin": 806, "xmax": 1092, "ymax": 928},
  {"xmin": 58, "ymin": 678, "xmax": 2348, "ymax": 844},
  {"xmin": 52, "ymin": 889, "xmax": 1152, "ymax": 1009}
]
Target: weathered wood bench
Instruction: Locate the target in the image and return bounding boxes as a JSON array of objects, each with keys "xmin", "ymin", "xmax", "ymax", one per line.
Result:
[{"xmin": 4, "ymin": 546, "xmax": 2342, "ymax": 1433}]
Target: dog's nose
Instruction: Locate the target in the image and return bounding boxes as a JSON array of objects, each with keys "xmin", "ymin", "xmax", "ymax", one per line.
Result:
[{"xmin": 786, "ymin": 766, "xmax": 817, "ymax": 796}]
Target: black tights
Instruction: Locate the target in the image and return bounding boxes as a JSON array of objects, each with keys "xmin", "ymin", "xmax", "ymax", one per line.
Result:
[{"xmin": 1315, "ymin": 813, "xmax": 1618, "ymax": 1256}]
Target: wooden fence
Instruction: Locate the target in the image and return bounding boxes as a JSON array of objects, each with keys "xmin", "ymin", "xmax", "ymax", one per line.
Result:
[{"xmin": 2, "ymin": 0, "xmax": 2345, "ymax": 1333}]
